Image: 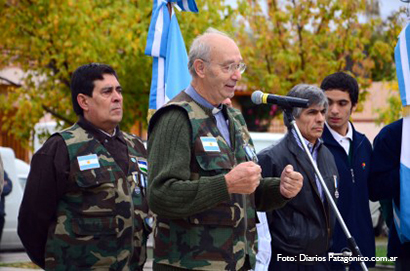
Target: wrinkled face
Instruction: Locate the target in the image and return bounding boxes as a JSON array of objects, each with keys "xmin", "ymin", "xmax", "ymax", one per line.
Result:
[
  {"xmin": 203, "ymin": 36, "xmax": 243, "ymax": 105},
  {"xmin": 296, "ymin": 104, "xmax": 326, "ymax": 144},
  {"xmin": 82, "ymin": 74, "xmax": 123, "ymax": 133},
  {"xmin": 325, "ymin": 89, "xmax": 356, "ymax": 135}
]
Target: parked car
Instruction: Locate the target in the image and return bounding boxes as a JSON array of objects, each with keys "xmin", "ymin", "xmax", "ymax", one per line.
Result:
[
  {"xmin": 249, "ymin": 132, "xmax": 284, "ymax": 153},
  {"xmin": 0, "ymin": 147, "xmax": 27, "ymax": 250}
]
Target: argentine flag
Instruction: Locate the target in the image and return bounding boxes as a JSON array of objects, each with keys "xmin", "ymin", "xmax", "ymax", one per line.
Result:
[
  {"xmin": 145, "ymin": 0, "xmax": 198, "ymax": 117},
  {"xmin": 394, "ymin": 21, "xmax": 410, "ymax": 244}
]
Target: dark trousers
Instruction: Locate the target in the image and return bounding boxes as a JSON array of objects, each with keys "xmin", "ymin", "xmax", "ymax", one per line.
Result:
[
  {"xmin": 395, "ymin": 258, "xmax": 410, "ymax": 271},
  {"xmin": 0, "ymin": 215, "xmax": 5, "ymax": 243}
]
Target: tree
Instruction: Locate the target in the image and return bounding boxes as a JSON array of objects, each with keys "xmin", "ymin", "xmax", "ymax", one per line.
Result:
[
  {"xmin": 234, "ymin": 0, "xmax": 400, "ymax": 101},
  {"xmin": 0, "ymin": 0, "xmax": 235, "ymax": 146},
  {"xmin": 0, "ymin": 0, "xmax": 154, "ymax": 145},
  {"xmin": 375, "ymin": 83, "xmax": 403, "ymax": 125}
]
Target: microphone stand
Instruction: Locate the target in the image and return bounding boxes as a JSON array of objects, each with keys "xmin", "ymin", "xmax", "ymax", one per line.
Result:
[{"xmin": 282, "ymin": 107, "xmax": 368, "ymax": 271}]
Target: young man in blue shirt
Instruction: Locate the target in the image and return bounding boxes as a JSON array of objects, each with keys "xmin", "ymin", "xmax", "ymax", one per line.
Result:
[{"xmin": 320, "ymin": 72, "xmax": 375, "ymax": 270}]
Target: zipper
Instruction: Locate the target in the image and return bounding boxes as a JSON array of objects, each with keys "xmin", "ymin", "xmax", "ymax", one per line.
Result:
[
  {"xmin": 125, "ymin": 175, "xmax": 135, "ymax": 267},
  {"xmin": 243, "ymin": 194, "xmax": 248, "ymax": 255},
  {"xmin": 350, "ymin": 168, "xmax": 355, "ymax": 183},
  {"xmin": 349, "ymin": 136, "xmax": 364, "ymax": 184},
  {"xmin": 215, "ymin": 111, "xmax": 249, "ymax": 255}
]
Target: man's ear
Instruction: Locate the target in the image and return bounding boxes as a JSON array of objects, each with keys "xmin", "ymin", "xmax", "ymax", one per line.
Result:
[
  {"xmin": 351, "ymin": 103, "xmax": 357, "ymax": 114},
  {"xmin": 193, "ymin": 59, "xmax": 207, "ymax": 78},
  {"xmin": 77, "ymin": 94, "xmax": 89, "ymax": 112}
]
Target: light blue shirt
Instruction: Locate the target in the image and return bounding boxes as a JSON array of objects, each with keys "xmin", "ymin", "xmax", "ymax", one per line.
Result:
[
  {"xmin": 184, "ymin": 85, "xmax": 231, "ymax": 147},
  {"xmin": 292, "ymin": 129, "xmax": 325, "ymax": 201}
]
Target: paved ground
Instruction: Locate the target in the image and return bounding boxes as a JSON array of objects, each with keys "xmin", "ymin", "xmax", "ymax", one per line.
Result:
[
  {"xmin": 0, "ymin": 250, "xmax": 394, "ymax": 271},
  {"xmin": 0, "ymin": 252, "xmax": 153, "ymax": 270}
]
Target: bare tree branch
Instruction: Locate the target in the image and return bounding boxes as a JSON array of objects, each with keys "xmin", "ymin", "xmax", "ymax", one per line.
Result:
[
  {"xmin": 0, "ymin": 76, "xmax": 22, "ymax": 87},
  {"xmin": 42, "ymin": 105, "xmax": 74, "ymax": 125}
]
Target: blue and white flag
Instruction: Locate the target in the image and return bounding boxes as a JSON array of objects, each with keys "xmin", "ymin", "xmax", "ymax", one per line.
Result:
[
  {"xmin": 77, "ymin": 154, "xmax": 100, "ymax": 171},
  {"xmin": 393, "ymin": 21, "xmax": 410, "ymax": 244},
  {"xmin": 145, "ymin": 0, "xmax": 198, "ymax": 116}
]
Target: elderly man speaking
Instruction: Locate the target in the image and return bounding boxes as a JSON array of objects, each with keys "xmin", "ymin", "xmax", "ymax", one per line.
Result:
[{"xmin": 147, "ymin": 28, "xmax": 304, "ymax": 271}]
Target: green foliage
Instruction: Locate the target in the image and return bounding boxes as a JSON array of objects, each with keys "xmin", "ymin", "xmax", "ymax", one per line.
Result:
[
  {"xmin": 234, "ymin": 0, "xmax": 401, "ymax": 100},
  {"xmin": 375, "ymin": 81, "xmax": 402, "ymax": 125},
  {"xmin": 0, "ymin": 0, "xmax": 154, "ymax": 146},
  {"xmin": 0, "ymin": 0, "xmax": 233, "ymax": 147},
  {"xmin": 0, "ymin": 0, "xmax": 405, "ymax": 144},
  {"xmin": 368, "ymin": 9, "xmax": 407, "ymax": 81}
]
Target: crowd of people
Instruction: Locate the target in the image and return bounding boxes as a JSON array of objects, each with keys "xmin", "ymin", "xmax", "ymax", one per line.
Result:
[{"xmin": 0, "ymin": 28, "xmax": 407, "ymax": 270}]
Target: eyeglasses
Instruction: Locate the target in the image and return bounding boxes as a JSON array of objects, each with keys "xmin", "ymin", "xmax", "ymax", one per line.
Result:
[{"xmin": 202, "ymin": 59, "xmax": 247, "ymax": 74}]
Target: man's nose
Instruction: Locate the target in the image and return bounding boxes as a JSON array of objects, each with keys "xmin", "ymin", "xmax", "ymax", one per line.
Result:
[
  {"xmin": 113, "ymin": 90, "xmax": 122, "ymax": 102},
  {"xmin": 329, "ymin": 104, "xmax": 338, "ymax": 115},
  {"xmin": 318, "ymin": 112, "xmax": 325, "ymax": 122},
  {"xmin": 231, "ymin": 69, "xmax": 242, "ymax": 81}
]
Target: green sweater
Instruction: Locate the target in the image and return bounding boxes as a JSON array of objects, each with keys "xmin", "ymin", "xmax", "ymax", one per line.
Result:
[{"xmin": 147, "ymin": 107, "xmax": 288, "ymax": 220}]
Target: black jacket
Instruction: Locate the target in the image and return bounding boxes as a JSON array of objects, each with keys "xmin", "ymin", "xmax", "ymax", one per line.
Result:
[
  {"xmin": 370, "ymin": 119, "xmax": 410, "ymax": 258},
  {"xmin": 257, "ymin": 131, "xmax": 338, "ymax": 257}
]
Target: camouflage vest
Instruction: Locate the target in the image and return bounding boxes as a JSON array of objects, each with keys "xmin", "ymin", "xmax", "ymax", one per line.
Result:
[
  {"xmin": 45, "ymin": 123, "xmax": 150, "ymax": 271},
  {"xmin": 151, "ymin": 92, "xmax": 258, "ymax": 270}
]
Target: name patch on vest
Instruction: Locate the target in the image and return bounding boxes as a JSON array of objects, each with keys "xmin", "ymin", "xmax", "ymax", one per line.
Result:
[
  {"xmin": 77, "ymin": 154, "xmax": 100, "ymax": 171},
  {"xmin": 200, "ymin": 137, "xmax": 220, "ymax": 152}
]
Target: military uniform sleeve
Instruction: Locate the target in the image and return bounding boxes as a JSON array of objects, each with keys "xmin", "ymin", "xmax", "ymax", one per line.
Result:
[
  {"xmin": 254, "ymin": 149, "xmax": 288, "ymax": 211},
  {"xmin": 147, "ymin": 108, "xmax": 230, "ymax": 219},
  {"xmin": 18, "ymin": 135, "xmax": 69, "ymax": 268}
]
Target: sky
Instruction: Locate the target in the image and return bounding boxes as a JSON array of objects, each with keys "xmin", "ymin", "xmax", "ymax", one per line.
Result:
[
  {"xmin": 379, "ymin": 0, "xmax": 408, "ymax": 19},
  {"xmin": 225, "ymin": 0, "xmax": 409, "ymax": 20}
]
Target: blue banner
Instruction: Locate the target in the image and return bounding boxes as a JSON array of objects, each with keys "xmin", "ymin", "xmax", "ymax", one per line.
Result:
[
  {"xmin": 394, "ymin": 21, "xmax": 410, "ymax": 244},
  {"xmin": 145, "ymin": 0, "xmax": 198, "ymax": 111}
]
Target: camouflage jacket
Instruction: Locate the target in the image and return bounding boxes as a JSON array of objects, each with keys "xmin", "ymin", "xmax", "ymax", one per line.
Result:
[
  {"xmin": 150, "ymin": 91, "xmax": 258, "ymax": 270},
  {"xmin": 44, "ymin": 123, "xmax": 150, "ymax": 271}
]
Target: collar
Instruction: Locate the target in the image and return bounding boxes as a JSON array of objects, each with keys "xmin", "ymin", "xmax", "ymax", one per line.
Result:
[
  {"xmin": 77, "ymin": 116, "xmax": 125, "ymax": 144},
  {"xmin": 185, "ymin": 85, "xmax": 223, "ymax": 115},
  {"xmin": 291, "ymin": 128, "xmax": 323, "ymax": 153},
  {"xmin": 325, "ymin": 121, "xmax": 353, "ymax": 142}
]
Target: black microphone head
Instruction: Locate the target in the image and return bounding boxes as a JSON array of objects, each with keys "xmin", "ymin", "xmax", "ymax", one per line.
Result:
[{"xmin": 251, "ymin": 90, "xmax": 264, "ymax": 105}]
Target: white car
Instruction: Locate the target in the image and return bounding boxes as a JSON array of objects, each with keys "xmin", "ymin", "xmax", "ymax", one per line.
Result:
[
  {"xmin": 0, "ymin": 147, "xmax": 27, "ymax": 250},
  {"xmin": 249, "ymin": 132, "xmax": 284, "ymax": 153}
]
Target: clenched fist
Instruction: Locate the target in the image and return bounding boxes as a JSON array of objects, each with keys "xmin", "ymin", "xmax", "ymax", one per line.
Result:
[
  {"xmin": 280, "ymin": 164, "xmax": 303, "ymax": 199},
  {"xmin": 225, "ymin": 161, "xmax": 261, "ymax": 194}
]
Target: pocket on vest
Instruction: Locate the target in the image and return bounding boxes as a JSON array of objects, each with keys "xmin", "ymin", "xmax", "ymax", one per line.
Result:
[
  {"xmin": 195, "ymin": 152, "xmax": 233, "ymax": 172},
  {"xmin": 72, "ymin": 216, "xmax": 117, "ymax": 236},
  {"xmin": 188, "ymin": 202, "xmax": 237, "ymax": 226},
  {"xmin": 75, "ymin": 166, "xmax": 113, "ymax": 188},
  {"xmin": 73, "ymin": 170, "xmax": 116, "ymax": 216}
]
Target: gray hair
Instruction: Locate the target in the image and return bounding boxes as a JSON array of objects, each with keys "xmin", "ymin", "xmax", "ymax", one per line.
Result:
[
  {"xmin": 283, "ymin": 84, "xmax": 328, "ymax": 127},
  {"xmin": 188, "ymin": 28, "xmax": 233, "ymax": 77}
]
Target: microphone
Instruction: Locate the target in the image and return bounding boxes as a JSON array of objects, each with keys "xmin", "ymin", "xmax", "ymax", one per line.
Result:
[{"xmin": 251, "ymin": 90, "xmax": 310, "ymax": 108}]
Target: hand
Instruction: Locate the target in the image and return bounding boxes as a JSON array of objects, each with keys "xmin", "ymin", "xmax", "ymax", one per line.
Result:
[
  {"xmin": 280, "ymin": 164, "xmax": 303, "ymax": 199},
  {"xmin": 225, "ymin": 161, "xmax": 261, "ymax": 194}
]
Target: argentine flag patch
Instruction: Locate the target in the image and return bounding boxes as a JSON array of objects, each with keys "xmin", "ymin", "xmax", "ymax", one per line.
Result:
[
  {"xmin": 77, "ymin": 154, "xmax": 100, "ymax": 171},
  {"xmin": 200, "ymin": 137, "xmax": 220, "ymax": 152}
]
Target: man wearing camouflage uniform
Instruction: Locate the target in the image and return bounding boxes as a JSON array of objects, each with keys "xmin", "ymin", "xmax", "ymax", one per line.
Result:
[
  {"xmin": 147, "ymin": 29, "xmax": 304, "ymax": 270},
  {"xmin": 18, "ymin": 63, "xmax": 151, "ymax": 270}
]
